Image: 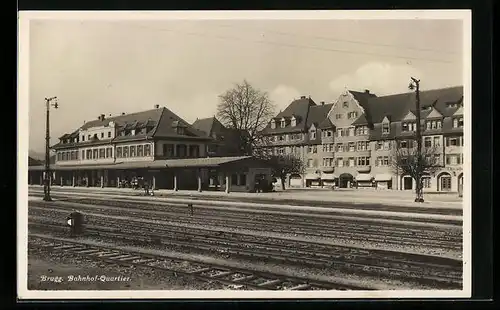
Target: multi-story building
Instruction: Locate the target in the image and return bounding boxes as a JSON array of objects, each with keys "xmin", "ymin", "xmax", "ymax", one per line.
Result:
[
  {"xmin": 28, "ymin": 105, "xmax": 272, "ymax": 192},
  {"xmin": 261, "ymin": 86, "xmax": 464, "ymax": 192},
  {"xmin": 258, "ymin": 96, "xmax": 332, "ymax": 187}
]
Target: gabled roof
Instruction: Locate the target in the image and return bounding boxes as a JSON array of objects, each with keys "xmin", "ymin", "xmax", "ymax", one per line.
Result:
[
  {"xmin": 318, "ymin": 117, "xmax": 334, "ymax": 129},
  {"xmin": 351, "ymin": 114, "xmax": 369, "ymax": 126},
  {"xmin": 81, "ymin": 108, "xmax": 163, "ymax": 131},
  {"xmin": 306, "ymin": 103, "xmax": 333, "ymax": 128},
  {"xmin": 192, "ymin": 117, "xmax": 217, "ymax": 137},
  {"xmin": 366, "ymin": 86, "xmax": 463, "ymax": 124},
  {"xmin": 261, "ymin": 97, "xmax": 316, "ymax": 134}
]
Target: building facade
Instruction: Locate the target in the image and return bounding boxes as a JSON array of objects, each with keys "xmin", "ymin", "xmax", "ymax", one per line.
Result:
[
  {"xmin": 28, "ymin": 105, "xmax": 272, "ymax": 192},
  {"xmin": 260, "ymin": 86, "xmax": 464, "ymax": 192}
]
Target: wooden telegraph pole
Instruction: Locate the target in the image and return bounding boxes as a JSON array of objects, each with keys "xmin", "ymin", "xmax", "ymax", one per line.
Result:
[{"xmin": 43, "ymin": 96, "xmax": 58, "ymax": 202}]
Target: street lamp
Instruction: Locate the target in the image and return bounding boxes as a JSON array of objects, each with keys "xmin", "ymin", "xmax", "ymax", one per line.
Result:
[
  {"xmin": 408, "ymin": 78, "xmax": 424, "ymax": 203},
  {"xmin": 43, "ymin": 96, "xmax": 58, "ymax": 202}
]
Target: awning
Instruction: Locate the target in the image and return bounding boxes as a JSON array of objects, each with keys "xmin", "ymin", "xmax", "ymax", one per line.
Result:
[
  {"xmin": 375, "ymin": 174, "xmax": 393, "ymax": 181},
  {"xmin": 321, "ymin": 173, "xmax": 337, "ymax": 180},
  {"xmin": 356, "ymin": 174, "xmax": 373, "ymax": 181},
  {"xmin": 305, "ymin": 173, "xmax": 320, "ymax": 180}
]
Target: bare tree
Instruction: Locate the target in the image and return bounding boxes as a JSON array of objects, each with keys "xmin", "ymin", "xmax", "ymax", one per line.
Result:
[
  {"xmin": 217, "ymin": 80, "xmax": 276, "ymax": 153},
  {"xmin": 391, "ymin": 140, "xmax": 443, "ymax": 202},
  {"xmin": 267, "ymin": 154, "xmax": 306, "ymax": 190}
]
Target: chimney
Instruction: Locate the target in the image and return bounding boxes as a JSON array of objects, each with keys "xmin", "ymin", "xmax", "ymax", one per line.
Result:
[
  {"xmin": 154, "ymin": 104, "xmax": 159, "ymax": 109},
  {"xmin": 121, "ymin": 112, "xmax": 125, "ymax": 115},
  {"xmin": 364, "ymin": 89, "xmax": 370, "ymax": 94},
  {"xmin": 300, "ymin": 96, "xmax": 306, "ymax": 99},
  {"xmin": 320, "ymin": 101, "xmax": 325, "ymax": 105},
  {"xmin": 100, "ymin": 114, "xmax": 105, "ymax": 121}
]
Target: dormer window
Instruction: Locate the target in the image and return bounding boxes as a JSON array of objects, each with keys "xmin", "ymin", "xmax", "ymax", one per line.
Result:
[
  {"xmin": 382, "ymin": 123, "xmax": 390, "ymax": 134},
  {"xmin": 453, "ymin": 117, "xmax": 464, "ymax": 128},
  {"xmin": 177, "ymin": 127, "xmax": 185, "ymax": 135},
  {"xmin": 131, "ymin": 129, "xmax": 136, "ymax": 136},
  {"xmin": 402, "ymin": 122, "xmax": 416, "ymax": 132},
  {"xmin": 270, "ymin": 120, "xmax": 276, "ymax": 129},
  {"xmin": 281, "ymin": 118, "xmax": 286, "ymax": 128},
  {"xmin": 342, "ymin": 101, "xmax": 349, "ymax": 108},
  {"xmin": 310, "ymin": 130, "xmax": 316, "ymax": 140},
  {"xmin": 291, "ymin": 117, "xmax": 297, "ymax": 127}
]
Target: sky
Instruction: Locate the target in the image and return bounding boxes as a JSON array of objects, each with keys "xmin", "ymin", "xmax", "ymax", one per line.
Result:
[{"xmin": 26, "ymin": 16, "xmax": 464, "ymax": 154}]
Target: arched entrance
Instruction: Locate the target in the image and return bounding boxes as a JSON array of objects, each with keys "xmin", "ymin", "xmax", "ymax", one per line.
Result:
[
  {"xmin": 437, "ymin": 172, "xmax": 452, "ymax": 191},
  {"xmin": 401, "ymin": 175, "xmax": 413, "ymax": 190},
  {"xmin": 458, "ymin": 173, "xmax": 463, "ymax": 195},
  {"xmin": 338, "ymin": 173, "xmax": 354, "ymax": 188}
]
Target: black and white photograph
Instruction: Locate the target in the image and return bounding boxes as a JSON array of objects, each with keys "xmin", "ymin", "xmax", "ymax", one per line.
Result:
[{"xmin": 17, "ymin": 10, "xmax": 471, "ymax": 299}]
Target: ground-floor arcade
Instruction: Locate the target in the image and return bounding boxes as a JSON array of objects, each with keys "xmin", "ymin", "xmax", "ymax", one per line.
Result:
[{"xmin": 28, "ymin": 156, "xmax": 273, "ymax": 193}]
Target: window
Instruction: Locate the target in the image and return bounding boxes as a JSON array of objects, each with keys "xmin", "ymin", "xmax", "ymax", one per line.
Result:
[
  {"xmin": 400, "ymin": 140, "xmax": 408, "ymax": 148},
  {"xmin": 123, "ymin": 146, "xmax": 129, "ymax": 157},
  {"xmin": 108, "ymin": 131, "xmax": 112, "ymax": 138},
  {"xmin": 86, "ymin": 149, "xmax": 92, "ymax": 159},
  {"xmin": 328, "ymin": 143, "xmax": 334, "ymax": 152},
  {"xmin": 130, "ymin": 146, "xmax": 136, "ymax": 157},
  {"xmin": 313, "ymin": 146, "xmax": 317, "ymax": 153},
  {"xmin": 433, "ymin": 136, "xmax": 440, "ymax": 147},
  {"xmin": 93, "ymin": 149, "xmax": 98, "ymax": 159},
  {"xmin": 357, "ymin": 156, "xmax": 370, "ymax": 166},
  {"xmin": 376, "ymin": 141, "xmax": 383, "ymax": 150},
  {"xmin": 307, "ymin": 159, "xmax": 313, "ymax": 168},
  {"xmin": 382, "ymin": 123, "xmax": 390, "ymax": 134},
  {"xmin": 57, "ymin": 152, "xmax": 61, "ymax": 161},
  {"xmin": 424, "ymin": 137, "xmax": 432, "ymax": 148},
  {"xmin": 348, "ymin": 111, "xmax": 358, "ymax": 119},
  {"xmin": 322, "ymin": 144, "xmax": 328, "ymax": 152},
  {"xmin": 402, "ymin": 123, "xmax": 409, "ymax": 132},
  {"xmin": 278, "ymin": 148, "xmax": 285, "ymax": 155},
  {"xmin": 310, "ymin": 131, "xmax": 316, "ymax": 140},
  {"xmin": 145, "ymin": 144, "xmax": 151, "ymax": 156},
  {"xmin": 75, "ymin": 150, "xmax": 79, "ymax": 160},
  {"xmin": 336, "ymin": 143, "xmax": 343, "ymax": 152},
  {"xmin": 281, "ymin": 120, "xmax": 285, "ymax": 128},
  {"xmin": 376, "ymin": 156, "xmax": 390, "ymax": 166},
  {"xmin": 105, "ymin": 148, "xmax": 110, "ymax": 158},
  {"xmin": 348, "ymin": 157, "xmax": 355, "ymax": 167},
  {"xmin": 88, "ymin": 135, "xmax": 91, "ymax": 140},
  {"xmin": 337, "ymin": 158, "xmax": 344, "ymax": 167},
  {"xmin": 422, "ymin": 177, "xmax": 431, "ymax": 188},
  {"xmin": 81, "ymin": 135, "xmax": 85, "ymax": 142},
  {"xmin": 99, "ymin": 148, "xmax": 105, "ymax": 158},
  {"xmin": 453, "ymin": 117, "xmax": 464, "ymax": 128},
  {"xmin": 335, "ymin": 113, "xmax": 343, "ymax": 119},
  {"xmin": 343, "ymin": 101, "xmax": 349, "ymax": 108},
  {"xmin": 426, "ymin": 121, "xmax": 432, "ymax": 130},
  {"xmin": 270, "ymin": 120, "xmax": 276, "ymax": 129},
  {"xmin": 82, "ymin": 150, "xmax": 85, "ymax": 160},
  {"xmin": 327, "ymin": 130, "xmax": 333, "ymax": 137},
  {"xmin": 384, "ymin": 141, "xmax": 391, "ymax": 150},
  {"xmin": 101, "ymin": 132, "xmax": 104, "ymax": 138},
  {"xmin": 446, "ymin": 137, "xmax": 459, "ymax": 146},
  {"xmin": 349, "ymin": 142, "xmax": 356, "ymax": 152},
  {"xmin": 348, "ymin": 127, "xmax": 355, "ymax": 136},
  {"xmin": 357, "ymin": 141, "xmax": 368, "ymax": 151}
]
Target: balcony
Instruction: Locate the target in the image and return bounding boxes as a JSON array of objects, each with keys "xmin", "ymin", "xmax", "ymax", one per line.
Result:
[{"xmin": 356, "ymin": 166, "xmax": 371, "ymax": 173}]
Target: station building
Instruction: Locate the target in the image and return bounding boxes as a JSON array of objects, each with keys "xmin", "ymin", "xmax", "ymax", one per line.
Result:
[
  {"xmin": 259, "ymin": 86, "xmax": 464, "ymax": 192},
  {"xmin": 28, "ymin": 105, "xmax": 272, "ymax": 193}
]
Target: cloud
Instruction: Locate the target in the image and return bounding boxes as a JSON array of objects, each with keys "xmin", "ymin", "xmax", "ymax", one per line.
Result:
[
  {"xmin": 328, "ymin": 62, "xmax": 425, "ymax": 97},
  {"xmin": 269, "ymin": 84, "xmax": 301, "ymax": 112}
]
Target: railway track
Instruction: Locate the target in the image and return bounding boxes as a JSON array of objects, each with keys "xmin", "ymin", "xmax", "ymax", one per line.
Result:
[
  {"xmin": 29, "ymin": 234, "xmax": 372, "ymax": 291},
  {"xmin": 28, "ymin": 199, "xmax": 462, "ymax": 251},
  {"xmin": 29, "ymin": 214, "xmax": 463, "ymax": 289}
]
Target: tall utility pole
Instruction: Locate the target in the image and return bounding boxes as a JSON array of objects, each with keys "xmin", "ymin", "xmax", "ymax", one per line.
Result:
[
  {"xmin": 43, "ymin": 96, "xmax": 58, "ymax": 202},
  {"xmin": 409, "ymin": 77, "xmax": 424, "ymax": 202}
]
